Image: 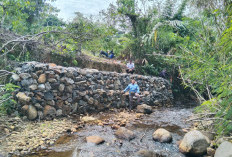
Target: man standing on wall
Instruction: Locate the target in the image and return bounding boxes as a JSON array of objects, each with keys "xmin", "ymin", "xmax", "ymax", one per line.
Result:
[
  {"xmin": 123, "ymin": 79, "xmax": 140, "ymax": 110},
  {"xmin": 126, "ymin": 60, "xmax": 135, "ymax": 74}
]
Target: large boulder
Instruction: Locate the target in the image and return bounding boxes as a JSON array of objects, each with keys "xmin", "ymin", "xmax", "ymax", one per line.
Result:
[
  {"xmin": 137, "ymin": 104, "xmax": 152, "ymax": 114},
  {"xmin": 115, "ymin": 127, "xmax": 135, "ymax": 140},
  {"xmin": 86, "ymin": 136, "xmax": 105, "ymax": 145},
  {"xmin": 27, "ymin": 105, "xmax": 37, "ymax": 120},
  {"xmin": 179, "ymin": 130, "xmax": 210, "ymax": 156},
  {"xmin": 215, "ymin": 141, "xmax": 232, "ymax": 157},
  {"xmin": 152, "ymin": 128, "xmax": 172, "ymax": 143}
]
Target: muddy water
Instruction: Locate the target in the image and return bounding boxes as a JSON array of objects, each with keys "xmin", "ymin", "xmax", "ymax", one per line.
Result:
[{"xmin": 26, "ymin": 108, "xmax": 194, "ymax": 157}]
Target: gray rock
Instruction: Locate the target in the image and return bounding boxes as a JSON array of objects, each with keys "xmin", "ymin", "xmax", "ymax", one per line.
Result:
[
  {"xmin": 86, "ymin": 136, "xmax": 105, "ymax": 145},
  {"xmin": 179, "ymin": 130, "xmax": 210, "ymax": 155},
  {"xmin": 47, "ymin": 100, "xmax": 55, "ymax": 106},
  {"xmin": 45, "ymin": 82, "xmax": 52, "ymax": 91},
  {"xmin": 215, "ymin": 141, "xmax": 232, "ymax": 157},
  {"xmin": 66, "ymin": 85, "xmax": 73, "ymax": 93},
  {"xmin": 137, "ymin": 104, "xmax": 152, "ymax": 114},
  {"xmin": 88, "ymin": 97, "xmax": 94, "ymax": 105},
  {"xmin": 27, "ymin": 105, "xmax": 37, "ymax": 120},
  {"xmin": 38, "ymin": 84, "xmax": 46, "ymax": 91},
  {"xmin": 19, "ymin": 73, "xmax": 31, "ymax": 79},
  {"xmin": 61, "ymin": 77, "xmax": 74, "ymax": 84},
  {"xmin": 12, "ymin": 74, "xmax": 20, "ymax": 81},
  {"xmin": 56, "ymin": 109, "xmax": 63, "ymax": 116},
  {"xmin": 31, "ymin": 73, "xmax": 38, "ymax": 79},
  {"xmin": 136, "ymin": 149, "xmax": 159, "ymax": 157},
  {"xmin": 153, "ymin": 128, "xmax": 172, "ymax": 143},
  {"xmin": 48, "ymin": 78, "xmax": 57, "ymax": 83},
  {"xmin": 38, "ymin": 111, "xmax": 44, "ymax": 120},
  {"xmin": 72, "ymin": 103, "xmax": 78, "ymax": 113},
  {"xmin": 115, "ymin": 127, "xmax": 135, "ymax": 140},
  {"xmin": 59, "ymin": 84, "xmax": 65, "ymax": 92},
  {"xmin": 44, "ymin": 92, "xmax": 54, "ymax": 101},
  {"xmin": 35, "ymin": 103, "xmax": 43, "ymax": 110},
  {"xmin": 44, "ymin": 105, "xmax": 56, "ymax": 118},
  {"xmin": 66, "ymin": 78, "xmax": 74, "ymax": 84},
  {"xmin": 29, "ymin": 84, "xmax": 38, "ymax": 90},
  {"xmin": 21, "ymin": 78, "xmax": 34, "ymax": 87}
]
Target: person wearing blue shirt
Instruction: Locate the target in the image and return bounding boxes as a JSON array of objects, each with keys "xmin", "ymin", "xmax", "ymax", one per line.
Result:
[
  {"xmin": 123, "ymin": 79, "xmax": 141, "ymax": 110},
  {"xmin": 109, "ymin": 50, "xmax": 115, "ymax": 59}
]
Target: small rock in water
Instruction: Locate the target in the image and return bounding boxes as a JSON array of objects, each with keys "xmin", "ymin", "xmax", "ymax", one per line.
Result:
[
  {"xmin": 214, "ymin": 141, "xmax": 232, "ymax": 157},
  {"xmin": 136, "ymin": 104, "xmax": 152, "ymax": 114},
  {"xmin": 153, "ymin": 128, "xmax": 172, "ymax": 143},
  {"xmin": 86, "ymin": 136, "xmax": 105, "ymax": 145},
  {"xmin": 115, "ymin": 127, "xmax": 135, "ymax": 141},
  {"xmin": 179, "ymin": 130, "xmax": 210, "ymax": 156}
]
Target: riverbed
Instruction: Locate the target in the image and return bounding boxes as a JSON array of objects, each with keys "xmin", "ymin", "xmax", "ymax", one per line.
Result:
[{"xmin": 24, "ymin": 106, "xmax": 194, "ymax": 157}]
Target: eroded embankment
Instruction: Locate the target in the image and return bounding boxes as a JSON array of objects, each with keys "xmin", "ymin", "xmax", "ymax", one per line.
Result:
[{"xmin": 12, "ymin": 61, "xmax": 173, "ymax": 121}]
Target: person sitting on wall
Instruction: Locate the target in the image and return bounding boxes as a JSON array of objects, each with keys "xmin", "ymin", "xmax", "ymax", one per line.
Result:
[
  {"xmin": 122, "ymin": 79, "xmax": 140, "ymax": 110},
  {"xmin": 159, "ymin": 69, "xmax": 168, "ymax": 79},
  {"xmin": 159, "ymin": 69, "xmax": 173, "ymax": 83},
  {"xmin": 126, "ymin": 60, "xmax": 135, "ymax": 74},
  {"xmin": 99, "ymin": 50, "xmax": 108, "ymax": 58}
]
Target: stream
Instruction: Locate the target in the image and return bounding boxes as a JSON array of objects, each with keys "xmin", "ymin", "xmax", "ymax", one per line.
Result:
[{"xmin": 24, "ymin": 103, "xmax": 196, "ymax": 157}]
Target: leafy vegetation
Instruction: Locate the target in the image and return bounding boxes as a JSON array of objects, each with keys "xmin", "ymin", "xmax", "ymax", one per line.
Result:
[{"xmin": 0, "ymin": 83, "xmax": 19, "ymax": 115}]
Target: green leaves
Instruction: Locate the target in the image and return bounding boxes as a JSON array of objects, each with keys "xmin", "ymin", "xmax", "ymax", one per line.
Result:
[
  {"xmin": 0, "ymin": 0, "xmax": 58, "ymax": 34},
  {"xmin": 0, "ymin": 83, "xmax": 19, "ymax": 115}
]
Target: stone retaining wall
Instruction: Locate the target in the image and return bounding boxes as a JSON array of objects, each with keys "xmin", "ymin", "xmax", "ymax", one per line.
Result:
[{"xmin": 12, "ymin": 62, "xmax": 173, "ymax": 120}]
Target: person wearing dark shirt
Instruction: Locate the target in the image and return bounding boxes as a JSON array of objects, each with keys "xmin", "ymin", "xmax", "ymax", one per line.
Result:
[
  {"xmin": 99, "ymin": 50, "xmax": 108, "ymax": 58},
  {"xmin": 159, "ymin": 69, "xmax": 168, "ymax": 79}
]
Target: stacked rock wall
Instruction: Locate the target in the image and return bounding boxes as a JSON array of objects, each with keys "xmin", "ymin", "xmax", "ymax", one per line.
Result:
[{"xmin": 12, "ymin": 62, "xmax": 173, "ymax": 120}]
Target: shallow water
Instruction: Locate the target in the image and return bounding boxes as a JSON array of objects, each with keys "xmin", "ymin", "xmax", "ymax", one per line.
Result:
[{"xmin": 25, "ymin": 107, "xmax": 194, "ymax": 157}]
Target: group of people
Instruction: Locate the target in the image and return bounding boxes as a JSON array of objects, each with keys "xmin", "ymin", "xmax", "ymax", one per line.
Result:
[{"xmin": 99, "ymin": 50, "xmax": 115, "ymax": 59}]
